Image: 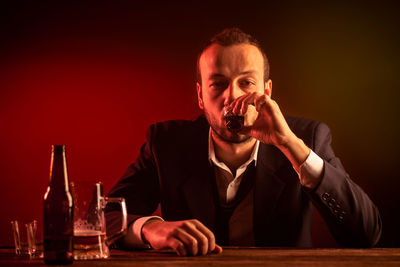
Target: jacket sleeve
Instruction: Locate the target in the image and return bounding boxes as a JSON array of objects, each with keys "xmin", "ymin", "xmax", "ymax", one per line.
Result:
[
  {"xmin": 306, "ymin": 122, "xmax": 382, "ymax": 247},
  {"xmin": 105, "ymin": 124, "xmax": 160, "ymax": 241}
]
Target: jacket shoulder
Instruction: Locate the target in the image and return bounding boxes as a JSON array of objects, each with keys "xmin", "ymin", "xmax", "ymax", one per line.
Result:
[
  {"xmin": 284, "ymin": 115, "xmax": 330, "ymax": 148},
  {"xmin": 145, "ymin": 115, "xmax": 209, "ymax": 147},
  {"xmin": 151, "ymin": 115, "xmax": 208, "ymax": 135}
]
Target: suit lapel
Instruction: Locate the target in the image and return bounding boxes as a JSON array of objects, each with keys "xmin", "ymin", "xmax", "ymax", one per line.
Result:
[
  {"xmin": 179, "ymin": 120, "xmax": 216, "ymax": 231},
  {"xmin": 181, "ymin": 160, "xmax": 216, "ymax": 230},
  {"xmin": 254, "ymin": 143, "xmax": 288, "ymax": 245}
]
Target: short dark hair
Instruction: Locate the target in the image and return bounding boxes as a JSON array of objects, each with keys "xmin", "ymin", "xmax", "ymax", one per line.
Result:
[{"xmin": 196, "ymin": 28, "xmax": 270, "ymax": 84}]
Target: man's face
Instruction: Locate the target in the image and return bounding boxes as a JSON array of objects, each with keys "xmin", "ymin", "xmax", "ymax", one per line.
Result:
[{"xmin": 197, "ymin": 43, "xmax": 271, "ymax": 143}]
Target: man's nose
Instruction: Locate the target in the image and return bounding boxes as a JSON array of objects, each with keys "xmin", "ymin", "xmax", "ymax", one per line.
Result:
[{"xmin": 223, "ymin": 84, "xmax": 242, "ymax": 106}]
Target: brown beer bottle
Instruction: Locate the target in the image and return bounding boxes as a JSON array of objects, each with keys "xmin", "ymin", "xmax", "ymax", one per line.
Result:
[{"xmin": 43, "ymin": 145, "xmax": 74, "ymax": 265}]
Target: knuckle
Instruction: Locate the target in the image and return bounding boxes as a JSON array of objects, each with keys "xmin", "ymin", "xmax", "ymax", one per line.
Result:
[
  {"xmin": 170, "ymin": 240, "xmax": 185, "ymax": 255},
  {"xmin": 166, "ymin": 238, "xmax": 178, "ymax": 248},
  {"xmin": 171, "ymin": 228, "xmax": 180, "ymax": 236},
  {"xmin": 182, "ymin": 221, "xmax": 192, "ymax": 228},
  {"xmin": 190, "ymin": 237, "xmax": 198, "ymax": 247},
  {"xmin": 168, "ymin": 238, "xmax": 181, "ymax": 248},
  {"xmin": 166, "ymin": 237, "xmax": 177, "ymax": 248},
  {"xmin": 199, "ymin": 236, "xmax": 208, "ymax": 246},
  {"xmin": 208, "ymin": 233, "xmax": 215, "ymax": 243},
  {"xmin": 173, "ymin": 241, "xmax": 183, "ymax": 250}
]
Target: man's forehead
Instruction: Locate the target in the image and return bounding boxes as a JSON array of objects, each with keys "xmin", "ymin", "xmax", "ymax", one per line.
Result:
[{"xmin": 199, "ymin": 43, "xmax": 264, "ymax": 78}]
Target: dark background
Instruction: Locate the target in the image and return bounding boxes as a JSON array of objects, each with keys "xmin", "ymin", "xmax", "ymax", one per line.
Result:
[{"xmin": 1, "ymin": 1, "xmax": 399, "ymax": 247}]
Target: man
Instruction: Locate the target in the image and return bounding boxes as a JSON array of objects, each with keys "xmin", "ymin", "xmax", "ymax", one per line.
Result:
[{"xmin": 106, "ymin": 28, "xmax": 382, "ymax": 256}]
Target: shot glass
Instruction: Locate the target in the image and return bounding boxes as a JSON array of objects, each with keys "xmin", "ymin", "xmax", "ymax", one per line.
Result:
[
  {"xmin": 223, "ymin": 105, "xmax": 244, "ymax": 132},
  {"xmin": 11, "ymin": 220, "xmax": 43, "ymax": 259}
]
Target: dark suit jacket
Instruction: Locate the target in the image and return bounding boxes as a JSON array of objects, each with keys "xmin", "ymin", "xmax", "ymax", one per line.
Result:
[{"xmin": 106, "ymin": 115, "xmax": 382, "ymax": 247}]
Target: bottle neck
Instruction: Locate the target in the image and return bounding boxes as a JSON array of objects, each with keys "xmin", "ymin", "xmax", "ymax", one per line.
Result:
[{"xmin": 49, "ymin": 146, "xmax": 70, "ymax": 192}]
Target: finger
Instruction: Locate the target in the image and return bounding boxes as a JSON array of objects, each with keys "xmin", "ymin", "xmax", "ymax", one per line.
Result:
[
  {"xmin": 232, "ymin": 92, "xmax": 258, "ymax": 115},
  {"xmin": 173, "ymin": 227, "xmax": 200, "ymax": 256},
  {"xmin": 211, "ymin": 244, "xmax": 223, "ymax": 254},
  {"xmin": 181, "ymin": 221, "xmax": 209, "ymax": 255},
  {"xmin": 230, "ymin": 93, "xmax": 249, "ymax": 115},
  {"xmin": 239, "ymin": 92, "xmax": 258, "ymax": 116},
  {"xmin": 167, "ymin": 237, "xmax": 187, "ymax": 256},
  {"xmin": 254, "ymin": 94, "xmax": 271, "ymax": 112},
  {"xmin": 188, "ymin": 220, "xmax": 217, "ymax": 254}
]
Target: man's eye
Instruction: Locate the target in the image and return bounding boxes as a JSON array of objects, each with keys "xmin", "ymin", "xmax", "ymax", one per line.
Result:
[
  {"xmin": 210, "ymin": 81, "xmax": 227, "ymax": 89},
  {"xmin": 240, "ymin": 80, "xmax": 255, "ymax": 87}
]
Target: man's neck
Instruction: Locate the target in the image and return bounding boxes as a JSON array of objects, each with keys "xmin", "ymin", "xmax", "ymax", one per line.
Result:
[{"xmin": 212, "ymin": 131, "xmax": 257, "ymax": 175}]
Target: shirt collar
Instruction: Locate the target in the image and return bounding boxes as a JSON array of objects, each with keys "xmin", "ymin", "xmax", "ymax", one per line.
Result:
[{"xmin": 208, "ymin": 127, "xmax": 260, "ymax": 169}]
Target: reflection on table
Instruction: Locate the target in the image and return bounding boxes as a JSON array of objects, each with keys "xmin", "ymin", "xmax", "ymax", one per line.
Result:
[{"xmin": 1, "ymin": 247, "xmax": 400, "ymax": 266}]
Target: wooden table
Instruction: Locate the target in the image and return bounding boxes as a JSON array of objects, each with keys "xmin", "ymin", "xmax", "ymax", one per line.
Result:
[{"xmin": 1, "ymin": 247, "xmax": 400, "ymax": 266}]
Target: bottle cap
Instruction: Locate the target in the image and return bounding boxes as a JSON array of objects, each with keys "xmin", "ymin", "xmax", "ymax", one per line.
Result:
[{"xmin": 52, "ymin": 145, "xmax": 66, "ymax": 154}]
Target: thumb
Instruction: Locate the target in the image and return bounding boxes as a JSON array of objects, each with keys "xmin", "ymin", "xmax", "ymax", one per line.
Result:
[{"xmin": 211, "ymin": 244, "xmax": 223, "ymax": 254}]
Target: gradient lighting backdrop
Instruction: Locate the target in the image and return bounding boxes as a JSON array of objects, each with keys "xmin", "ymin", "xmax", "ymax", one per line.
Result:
[{"xmin": 1, "ymin": 2, "xmax": 399, "ymax": 248}]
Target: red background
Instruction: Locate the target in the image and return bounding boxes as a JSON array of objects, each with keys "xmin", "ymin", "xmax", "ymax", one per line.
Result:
[{"xmin": 1, "ymin": 1, "xmax": 399, "ymax": 247}]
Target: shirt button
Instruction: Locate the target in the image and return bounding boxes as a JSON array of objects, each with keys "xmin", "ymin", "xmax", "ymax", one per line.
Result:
[
  {"xmin": 333, "ymin": 209, "xmax": 339, "ymax": 214},
  {"xmin": 328, "ymin": 199, "xmax": 336, "ymax": 207},
  {"xmin": 338, "ymin": 211, "xmax": 346, "ymax": 221},
  {"xmin": 322, "ymin": 193, "xmax": 330, "ymax": 201}
]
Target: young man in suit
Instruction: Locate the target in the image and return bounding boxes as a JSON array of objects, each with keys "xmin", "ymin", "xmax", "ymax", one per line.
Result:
[{"xmin": 106, "ymin": 28, "xmax": 382, "ymax": 256}]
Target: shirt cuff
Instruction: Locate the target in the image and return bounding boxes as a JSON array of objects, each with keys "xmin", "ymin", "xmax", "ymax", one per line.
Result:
[
  {"xmin": 123, "ymin": 216, "xmax": 163, "ymax": 248},
  {"xmin": 296, "ymin": 150, "xmax": 324, "ymax": 189}
]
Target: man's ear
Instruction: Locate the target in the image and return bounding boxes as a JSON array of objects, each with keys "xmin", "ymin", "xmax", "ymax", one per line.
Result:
[
  {"xmin": 264, "ymin": 79, "xmax": 272, "ymax": 97},
  {"xmin": 196, "ymin": 82, "xmax": 204, "ymax": 110}
]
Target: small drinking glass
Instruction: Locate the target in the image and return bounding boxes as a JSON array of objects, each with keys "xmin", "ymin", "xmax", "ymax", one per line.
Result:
[
  {"xmin": 223, "ymin": 105, "xmax": 244, "ymax": 132},
  {"xmin": 11, "ymin": 220, "xmax": 43, "ymax": 259}
]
